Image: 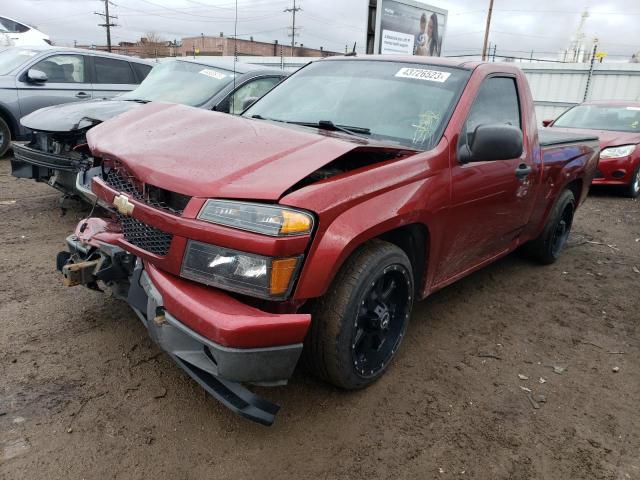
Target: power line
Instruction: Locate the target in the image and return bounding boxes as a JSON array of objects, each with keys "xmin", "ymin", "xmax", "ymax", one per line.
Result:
[
  {"xmin": 95, "ymin": 0, "xmax": 118, "ymax": 52},
  {"xmin": 112, "ymin": 1, "xmax": 283, "ymax": 24}
]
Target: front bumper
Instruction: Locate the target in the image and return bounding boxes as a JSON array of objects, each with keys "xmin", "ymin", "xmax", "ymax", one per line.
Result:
[
  {"xmin": 592, "ymin": 156, "xmax": 638, "ymax": 186},
  {"xmin": 11, "ymin": 142, "xmax": 86, "ymax": 196},
  {"xmin": 60, "ymin": 233, "xmax": 308, "ymax": 425},
  {"xmin": 12, "ymin": 141, "xmax": 79, "ymax": 171}
]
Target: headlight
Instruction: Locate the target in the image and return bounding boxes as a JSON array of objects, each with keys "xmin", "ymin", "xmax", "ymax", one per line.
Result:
[
  {"xmin": 181, "ymin": 240, "xmax": 302, "ymax": 299},
  {"xmin": 197, "ymin": 200, "xmax": 313, "ymax": 236},
  {"xmin": 600, "ymin": 145, "xmax": 636, "ymax": 159}
]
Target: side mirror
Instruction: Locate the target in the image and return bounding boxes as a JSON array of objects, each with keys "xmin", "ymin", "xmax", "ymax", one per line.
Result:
[
  {"xmin": 542, "ymin": 119, "xmax": 553, "ymax": 127},
  {"xmin": 241, "ymin": 96, "xmax": 259, "ymax": 111},
  {"xmin": 27, "ymin": 69, "xmax": 48, "ymax": 83},
  {"xmin": 212, "ymin": 99, "xmax": 229, "ymax": 113},
  {"xmin": 459, "ymin": 124, "xmax": 523, "ymax": 163}
]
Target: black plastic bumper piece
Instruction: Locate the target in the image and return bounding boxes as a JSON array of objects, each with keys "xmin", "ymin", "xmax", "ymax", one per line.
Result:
[
  {"xmin": 171, "ymin": 355, "xmax": 280, "ymax": 426},
  {"xmin": 12, "ymin": 142, "xmax": 79, "ymax": 172}
]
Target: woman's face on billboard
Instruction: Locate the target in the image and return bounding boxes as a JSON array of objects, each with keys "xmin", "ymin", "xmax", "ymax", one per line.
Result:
[{"xmin": 428, "ymin": 18, "xmax": 434, "ymax": 37}]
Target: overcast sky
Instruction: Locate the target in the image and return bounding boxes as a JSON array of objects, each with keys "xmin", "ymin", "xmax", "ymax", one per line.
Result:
[{"xmin": 4, "ymin": 0, "xmax": 640, "ymax": 61}]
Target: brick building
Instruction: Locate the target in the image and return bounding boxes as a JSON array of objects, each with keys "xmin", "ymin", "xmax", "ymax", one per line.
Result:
[
  {"xmin": 77, "ymin": 37, "xmax": 173, "ymax": 58},
  {"xmin": 179, "ymin": 34, "xmax": 338, "ymax": 57}
]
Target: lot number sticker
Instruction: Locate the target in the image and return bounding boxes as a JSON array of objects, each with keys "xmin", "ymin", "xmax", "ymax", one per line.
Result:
[
  {"xmin": 395, "ymin": 68, "xmax": 451, "ymax": 83},
  {"xmin": 199, "ymin": 69, "xmax": 227, "ymax": 80}
]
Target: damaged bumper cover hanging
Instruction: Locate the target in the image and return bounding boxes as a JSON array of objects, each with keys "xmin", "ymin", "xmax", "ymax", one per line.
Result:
[{"xmin": 59, "ymin": 237, "xmax": 305, "ymax": 426}]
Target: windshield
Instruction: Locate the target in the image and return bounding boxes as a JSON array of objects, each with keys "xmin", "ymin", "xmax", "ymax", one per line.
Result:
[
  {"xmin": 121, "ymin": 60, "xmax": 235, "ymax": 106},
  {"xmin": 554, "ymin": 104, "xmax": 640, "ymax": 133},
  {"xmin": 244, "ymin": 60, "xmax": 470, "ymax": 149},
  {"xmin": 0, "ymin": 48, "xmax": 38, "ymax": 75}
]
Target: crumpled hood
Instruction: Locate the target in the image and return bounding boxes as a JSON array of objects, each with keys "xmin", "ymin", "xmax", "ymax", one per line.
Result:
[
  {"xmin": 21, "ymin": 99, "xmax": 140, "ymax": 132},
  {"xmin": 549, "ymin": 126, "xmax": 640, "ymax": 149},
  {"xmin": 87, "ymin": 102, "xmax": 407, "ymax": 200}
]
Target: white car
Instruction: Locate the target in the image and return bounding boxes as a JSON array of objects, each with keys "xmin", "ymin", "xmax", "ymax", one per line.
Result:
[{"xmin": 0, "ymin": 16, "xmax": 50, "ymax": 47}]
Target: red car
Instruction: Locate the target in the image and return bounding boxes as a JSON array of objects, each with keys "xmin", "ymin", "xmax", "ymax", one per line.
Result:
[
  {"xmin": 544, "ymin": 101, "xmax": 640, "ymax": 197},
  {"xmin": 58, "ymin": 56, "xmax": 600, "ymax": 424}
]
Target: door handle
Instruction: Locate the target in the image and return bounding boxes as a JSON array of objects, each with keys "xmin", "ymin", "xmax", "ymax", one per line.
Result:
[
  {"xmin": 75, "ymin": 92, "xmax": 90, "ymax": 99},
  {"xmin": 515, "ymin": 163, "xmax": 532, "ymax": 179}
]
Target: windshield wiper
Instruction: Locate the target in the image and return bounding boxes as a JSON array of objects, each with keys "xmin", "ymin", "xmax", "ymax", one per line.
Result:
[
  {"xmin": 251, "ymin": 114, "xmax": 288, "ymax": 123},
  {"xmin": 252, "ymin": 116, "xmax": 371, "ymax": 137},
  {"xmin": 123, "ymin": 98, "xmax": 150, "ymax": 104},
  {"xmin": 290, "ymin": 120, "xmax": 371, "ymax": 137}
]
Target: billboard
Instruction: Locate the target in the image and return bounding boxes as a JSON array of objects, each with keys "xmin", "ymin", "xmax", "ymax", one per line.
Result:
[{"xmin": 368, "ymin": 0, "xmax": 447, "ymax": 57}]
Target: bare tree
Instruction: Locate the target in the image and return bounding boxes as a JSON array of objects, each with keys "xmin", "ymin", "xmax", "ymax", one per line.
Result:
[{"xmin": 139, "ymin": 31, "xmax": 167, "ymax": 58}]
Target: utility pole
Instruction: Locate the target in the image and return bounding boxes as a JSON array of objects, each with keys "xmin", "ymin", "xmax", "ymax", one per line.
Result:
[
  {"xmin": 284, "ymin": 0, "xmax": 301, "ymax": 54},
  {"xmin": 95, "ymin": 0, "xmax": 117, "ymax": 52},
  {"xmin": 481, "ymin": 0, "xmax": 494, "ymax": 61}
]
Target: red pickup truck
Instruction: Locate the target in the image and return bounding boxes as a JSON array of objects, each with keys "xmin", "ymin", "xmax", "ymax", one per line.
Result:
[{"xmin": 58, "ymin": 56, "xmax": 599, "ymax": 425}]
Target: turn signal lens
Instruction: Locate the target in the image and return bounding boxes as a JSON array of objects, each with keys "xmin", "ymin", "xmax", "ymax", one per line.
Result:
[
  {"xmin": 270, "ymin": 257, "xmax": 300, "ymax": 296},
  {"xmin": 280, "ymin": 210, "xmax": 313, "ymax": 235}
]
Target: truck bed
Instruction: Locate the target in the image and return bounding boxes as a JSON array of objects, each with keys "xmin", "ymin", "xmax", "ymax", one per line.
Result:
[{"xmin": 538, "ymin": 129, "xmax": 599, "ymax": 146}]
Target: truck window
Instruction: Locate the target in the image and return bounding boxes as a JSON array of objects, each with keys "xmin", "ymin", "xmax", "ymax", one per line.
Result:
[
  {"xmin": 245, "ymin": 60, "xmax": 472, "ymax": 150},
  {"xmin": 465, "ymin": 76, "xmax": 521, "ymax": 133}
]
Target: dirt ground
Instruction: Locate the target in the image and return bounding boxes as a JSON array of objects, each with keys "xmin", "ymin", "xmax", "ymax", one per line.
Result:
[{"xmin": 0, "ymin": 155, "xmax": 639, "ymax": 480}]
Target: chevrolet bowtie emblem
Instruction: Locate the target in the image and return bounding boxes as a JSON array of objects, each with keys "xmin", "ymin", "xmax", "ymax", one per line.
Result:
[{"xmin": 113, "ymin": 194, "xmax": 134, "ymax": 216}]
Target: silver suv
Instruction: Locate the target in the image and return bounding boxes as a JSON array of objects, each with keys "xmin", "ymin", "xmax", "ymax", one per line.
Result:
[{"xmin": 0, "ymin": 46, "xmax": 153, "ymax": 155}]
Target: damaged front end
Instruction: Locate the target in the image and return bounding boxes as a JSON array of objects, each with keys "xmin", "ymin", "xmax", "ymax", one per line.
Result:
[
  {"xmin": 57, "ymin": 217, "xmax": 305, "ymax": 426},
  {"xmin": 12, "ymin": 129, "xmax": 93, "ymax": 197}
]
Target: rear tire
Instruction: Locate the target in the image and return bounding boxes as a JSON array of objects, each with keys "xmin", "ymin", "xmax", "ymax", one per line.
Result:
[
  {"xmin": 523, "ymin": 189, "xmax": 576, "ymax": 265},
  {"xmin": 0, "ymin": 117, "xmax": 10, "ymax": 157},
  {"xmin": 624, "ymin": 165, "xmax": 640, "ymax": 198},
  {"xmin": 303, "ymin": 240, "xmax": 414, "ymax": 390}
]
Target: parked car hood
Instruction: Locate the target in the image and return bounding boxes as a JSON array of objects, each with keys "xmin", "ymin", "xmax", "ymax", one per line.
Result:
[
  {"xmin": 20, "ymin": 99, "xmax": 141, "ymax": 132},
  {"xmin": 87, "ymin": 102, "xmax": 413, "ymax": 200},
  {"xmin": 549, "ymin": 126, "xmax": 640, "ymax": 149}
]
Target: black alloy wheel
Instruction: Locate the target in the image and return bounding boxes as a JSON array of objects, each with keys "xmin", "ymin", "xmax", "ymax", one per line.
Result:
[
  {"xmin": 304, "ymin": 240, "xmax": 415, "ymax": 389},
  {"xmin": 351, "ymin": 265, "xmax": 412, "ymax": 378}
]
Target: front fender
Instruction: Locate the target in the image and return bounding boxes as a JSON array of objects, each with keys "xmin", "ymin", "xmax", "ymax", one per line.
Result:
[{"xmin": 292, "ymin": 178, "xmax": 444, "ymax": 299}]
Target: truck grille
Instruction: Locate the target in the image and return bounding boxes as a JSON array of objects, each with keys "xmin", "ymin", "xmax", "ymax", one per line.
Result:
[
  {"xmin": 105, "ymin": 168, "xmax": 142, "ymax": 198},
  {"xmin": 119, "ymin": 214, "xmax": 173, "ymax": 256},
  {"xmin": 104, "ymin": 165, "xmax": 190, "ymax": 216}
]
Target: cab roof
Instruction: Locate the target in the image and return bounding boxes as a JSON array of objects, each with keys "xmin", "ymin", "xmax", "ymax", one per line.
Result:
[{"xmin": 321, "ymin": 54, "xmax": 485, "ymax": 70}]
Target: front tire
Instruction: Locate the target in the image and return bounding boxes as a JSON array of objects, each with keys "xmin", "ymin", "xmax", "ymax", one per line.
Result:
[
  {"xmin": 304, "ymin": 240, "xmax": 414, "ymax": 390},
  {"xmin": 0, "ymin": 117, "xmax": 10, "ymax": 157},
  {"xmin": 624, "ymin": 165, "xmax": 640, "ymax": 198},
  {"xmin": 523, "ymin": 189, "xmax": 576, "ymax": 265}
]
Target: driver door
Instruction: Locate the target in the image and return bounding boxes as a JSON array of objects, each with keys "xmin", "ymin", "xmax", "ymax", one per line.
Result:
[{"xmin": 434, "ymin": 75, "xmax": 537, "ymax": 284}]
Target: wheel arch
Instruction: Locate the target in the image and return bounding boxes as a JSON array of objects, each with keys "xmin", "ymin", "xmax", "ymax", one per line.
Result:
[
  {"xmin": 294, "ymin": 215, "xmax": 432, "ymax": 301},
  {"xmin": 377, "ymin": 223, "xmax": 429, "ymax": 296},
  {"xmin": 565, "ymin": 177, "xmax": 583, "ymax": 205}
]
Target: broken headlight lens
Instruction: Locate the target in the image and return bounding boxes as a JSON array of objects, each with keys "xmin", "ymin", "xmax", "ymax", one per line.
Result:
[
  {"xmin": 181, "ymin": 240, "xmax": 302, "ymax": 299},
  {"xmin": 197, "ymin": 200, "xmax": 314, "ymax": 236},
  {"xmin": 600, "ymin": 145, "xmax": 636, "ymax": 159}
]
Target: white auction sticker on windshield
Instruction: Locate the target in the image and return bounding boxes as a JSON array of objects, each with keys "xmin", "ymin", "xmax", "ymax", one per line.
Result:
[
  {"xmin": 199, "ymin": 69, "xmax": 227, "ymax": 80},
  {"xmin": 395, "ymin": 68, "xmax": 451, "ymax": 83}
]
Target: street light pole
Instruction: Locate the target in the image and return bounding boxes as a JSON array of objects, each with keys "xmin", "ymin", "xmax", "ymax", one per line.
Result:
[{"xmin": 481, "ymin": 0, "xmax": 494, "ymax": 61}]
